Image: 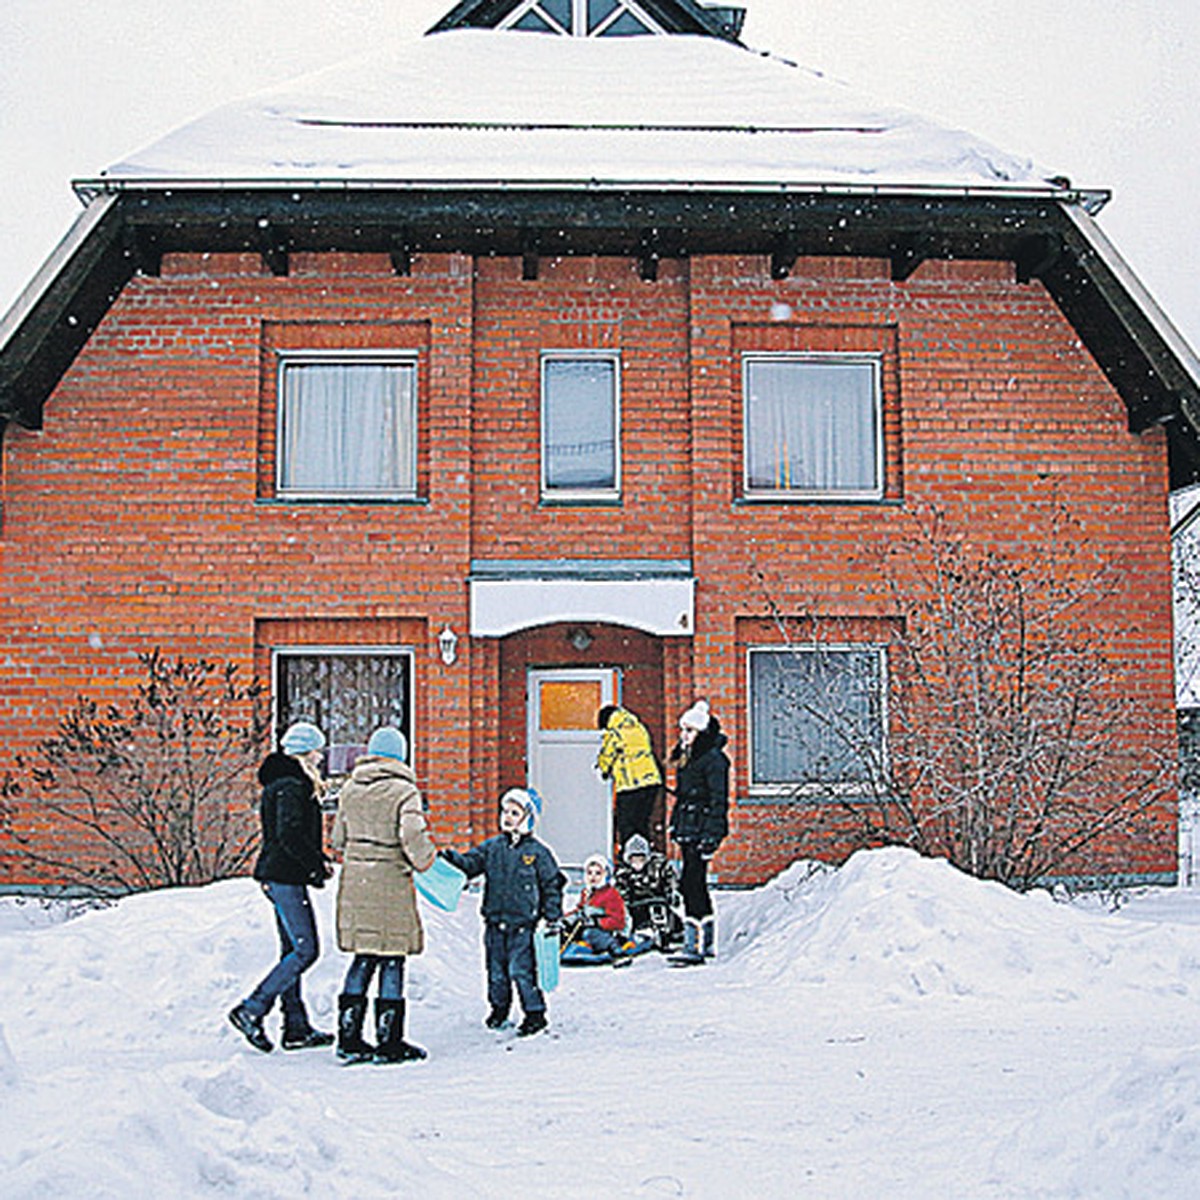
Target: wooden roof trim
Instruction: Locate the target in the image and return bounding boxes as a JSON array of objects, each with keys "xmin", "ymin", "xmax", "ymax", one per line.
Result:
[
  {"xmin": 428, "ymin": 0, "xmax": 742, "ymax": 41},
  {"xmin": 3, "ymin": 186, "xmax": 1200, "ymax": 486}
]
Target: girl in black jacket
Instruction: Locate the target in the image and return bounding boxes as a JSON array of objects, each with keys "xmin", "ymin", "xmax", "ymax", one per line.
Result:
[
  {"xmin": 668, "ymin": 700, "xmax": 729, "ymax": 964},
  {"xmin": 228, "ymin": 721, "xmax": 332, "ymax": 1053}
]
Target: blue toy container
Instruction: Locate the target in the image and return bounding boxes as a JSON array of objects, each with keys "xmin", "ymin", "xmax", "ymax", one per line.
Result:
[
  {"xmin": 534, "ymin": 927, "xmax": 560, "ymax": 992},
  {"xmin": 414, "ymin": 856, "xmax": 467, "ymax": 912}
]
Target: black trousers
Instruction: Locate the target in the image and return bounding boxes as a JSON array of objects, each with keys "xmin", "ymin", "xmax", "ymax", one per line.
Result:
[
  {"xmin": 678, "ymin": 843, "xmax": 713, "ymax": 920},
  {"xmin": 615, "ymin": 784, "xmax": 659, "ymax": 849}
]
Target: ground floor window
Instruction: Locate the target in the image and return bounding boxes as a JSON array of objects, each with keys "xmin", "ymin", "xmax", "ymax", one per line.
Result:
[
  {"xmin": 273, "ymin": 648, "xmax": 413, "ymax": 780},
  {"xmin": 748, "ymin": 645, "xmax": 886, "ymax": 796}
]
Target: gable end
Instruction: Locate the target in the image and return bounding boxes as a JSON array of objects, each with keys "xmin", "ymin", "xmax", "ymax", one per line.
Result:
[{"xmin": 429, "ymin": 0, "xmax": 744, "ymax": 41}]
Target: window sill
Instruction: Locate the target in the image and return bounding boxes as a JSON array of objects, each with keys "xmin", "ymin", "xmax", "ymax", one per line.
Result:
[
  {"xmin": 538, "ymin": 495, "xmax": 623, "ymax": 509},
  {"xmin": 739, "ymin": 789, "xmax": 887, "ymax": 806},
  {"xmin": 735, "ymin": 493, "xmax": 893, "ymax": 507},
  {"xmin": 258, "ymin": 496, "xmax": 430, "ymax": 507}
]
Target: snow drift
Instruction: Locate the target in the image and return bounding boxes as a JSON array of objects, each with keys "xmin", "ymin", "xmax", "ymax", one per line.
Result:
[{"xmin": 3, "ymin": 846, "xmax": 1200, "ymax": 1197}]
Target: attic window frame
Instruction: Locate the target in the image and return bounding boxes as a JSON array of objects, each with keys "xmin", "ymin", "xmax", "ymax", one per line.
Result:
[{"xmin": 498, "ymin": 0, "xmax": 665, "ymax": 36}]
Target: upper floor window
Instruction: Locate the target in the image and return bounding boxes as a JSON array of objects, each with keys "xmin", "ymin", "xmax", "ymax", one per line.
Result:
[
  {"xmin": 748, "ymin": 646, "xmax": 886, "ymax": 796},
  {"xmin": 276, "ymin": 353, "xmax": 417, "ymax": 500},
  {"xmin": 743, "ymin": 353, "xmax": 883, "ymax": 501},
  {"xmin": 500, "ymin": 0, "xmax": 664, "ymax": 36},
  {"xmin": 541, "ymin": 352, "xmax": 620, "ymax": 502}
]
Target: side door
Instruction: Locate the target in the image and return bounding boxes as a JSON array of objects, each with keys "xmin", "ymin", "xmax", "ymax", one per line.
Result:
[{"xmin": 526, "ymin": 667, "xmax": 617, "ymax": 870}]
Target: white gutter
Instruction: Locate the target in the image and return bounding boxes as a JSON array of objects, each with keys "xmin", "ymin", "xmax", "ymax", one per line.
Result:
[
  {"xmin": 0, "ymin": 194, "xmax": 118, "ymax": 353},
  {"xmin": 72, "ymin": 175, "xmax": 1107, "ymax": 212}
]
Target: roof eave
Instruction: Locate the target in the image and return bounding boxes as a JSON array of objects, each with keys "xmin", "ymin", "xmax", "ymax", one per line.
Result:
[{"xmin": 5, "ymin": 180, "xmax": 1199, "ymax": 489}]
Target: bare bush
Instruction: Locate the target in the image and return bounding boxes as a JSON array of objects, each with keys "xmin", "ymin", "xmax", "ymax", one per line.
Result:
[
  {"xmin": 755, "ymin": 506, "xmax": 1174, "ymax": 890},
  {"xmin": 1, "ymin": 650, "xmax": 269, "ymax": 895}
]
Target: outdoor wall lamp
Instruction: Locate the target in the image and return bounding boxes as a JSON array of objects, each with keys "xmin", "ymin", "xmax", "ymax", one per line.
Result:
[{"xmin": 438, "ymin": 625, "xmax": 458, "ymax": 666}]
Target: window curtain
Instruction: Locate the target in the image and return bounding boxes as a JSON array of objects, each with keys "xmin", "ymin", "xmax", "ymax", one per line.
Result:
[
  {"xmin": 751, "ymin": 649, "xmax": 882, "ymax": 786},
  {"xmin": 276, "ymin": 653, "xmax": 411, "ymax": 777},
  {"xmin": 746, "ymin": 359, "xmax": 877, "ymax": 492},
  {"xmin": 281, "ymin": 362, "xmax": 414, "ymax": 495},
  {"xmin": 543, "ymin": 359, "xmax": 616, "ymax": 490}
]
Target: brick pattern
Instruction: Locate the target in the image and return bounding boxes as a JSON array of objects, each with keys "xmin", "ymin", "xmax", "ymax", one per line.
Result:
[{"xmin": 0, "ymin": 249, "xmax": 1178, "ymax": 886}]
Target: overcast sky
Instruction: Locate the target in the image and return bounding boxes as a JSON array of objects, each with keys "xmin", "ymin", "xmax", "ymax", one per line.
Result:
[{"xmin": 3, "ymin": 0, "xmax": 1198, "ymax": 352}]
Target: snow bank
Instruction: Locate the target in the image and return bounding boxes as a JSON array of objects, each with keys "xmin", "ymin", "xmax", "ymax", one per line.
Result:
[
  {"xmin": 724, "ymin": 847, "xmax": 1200, "ymax": 1007},
  {"xmin": 4, "ymin": 848, "xmax": 1200, "ymax": 1196}
]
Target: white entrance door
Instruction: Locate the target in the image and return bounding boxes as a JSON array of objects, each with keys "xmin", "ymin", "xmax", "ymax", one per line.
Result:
[{"xmin": 527, "ymin": 668, "xmax": 617, "ymax": 869}]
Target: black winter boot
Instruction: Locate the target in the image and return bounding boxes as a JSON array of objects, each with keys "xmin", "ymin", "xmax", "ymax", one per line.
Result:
[
  {"xmin": 336, "ymin": 994, "xmax": 374, "ymax": 1063},
  {"xmin": 373, "ymin": 999, "xmax": 427, "ymax": 1064},
  {"xmin": 485, "ymin": 1004, "xmax": 510, "ymax": 1029},
  {"xmin": 517, "ymin": 1010, "xmax": 548, "ymax": 1038},
  {"xmin": 282, "ymin": 1010, "xmax": 334, "ymax": 1050},
  {"xmin": 228, "ymin": 1003, "xmax": 273, "ymax": 1052}
]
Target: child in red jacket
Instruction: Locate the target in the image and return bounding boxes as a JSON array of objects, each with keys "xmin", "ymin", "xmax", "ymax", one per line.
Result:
[{"xmin": 565, "ymin": 854, "xmax": 633, "ymax": 958}]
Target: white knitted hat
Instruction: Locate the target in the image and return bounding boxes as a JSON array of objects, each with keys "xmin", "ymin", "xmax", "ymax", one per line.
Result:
[{"xmin": 679, "ymin": 699, "xmax": 712, "ymax": 732}]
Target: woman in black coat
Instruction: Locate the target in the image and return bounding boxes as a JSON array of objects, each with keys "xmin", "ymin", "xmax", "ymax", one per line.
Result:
[
  {"xmin": 668, "ymin": 699, "xmax": 729, "ymax": 964},
  {"xmin": 228, "ymin": 721, "xmax": 333, "ymax": 1053}
]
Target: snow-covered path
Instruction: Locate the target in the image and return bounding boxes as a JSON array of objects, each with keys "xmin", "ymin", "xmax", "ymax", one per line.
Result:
[{"xmin": 3, "ymin": 848, "xmax": 1200, "ymax": 1197}]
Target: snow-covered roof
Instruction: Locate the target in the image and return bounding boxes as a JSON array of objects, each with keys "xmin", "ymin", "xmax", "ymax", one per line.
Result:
[{"xmin": 94, "ymin": 29, "xmax": 1058, "ymax": 195}]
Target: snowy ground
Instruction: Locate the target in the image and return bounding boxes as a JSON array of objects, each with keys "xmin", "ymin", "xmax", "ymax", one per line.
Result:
[{"xmin": 2, "ymin": 847, "xmax": 1200, "ymax": 1198}]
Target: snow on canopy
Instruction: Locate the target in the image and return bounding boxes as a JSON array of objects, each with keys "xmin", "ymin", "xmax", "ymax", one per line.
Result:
[{"xmin": 97, "ymin": 29, "xmax": 1054, "ymax": 192}]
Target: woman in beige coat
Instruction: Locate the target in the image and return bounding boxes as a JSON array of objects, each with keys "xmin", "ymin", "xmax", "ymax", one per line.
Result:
[{"xmin": 331, "ymin": 726, "xmax": 436, "ymax": 1064}]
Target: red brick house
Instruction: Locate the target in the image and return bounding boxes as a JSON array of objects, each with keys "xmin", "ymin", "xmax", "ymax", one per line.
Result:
[{"xmin": 3, "ymin": 0, "xmax": 1198, "ymax": 887}]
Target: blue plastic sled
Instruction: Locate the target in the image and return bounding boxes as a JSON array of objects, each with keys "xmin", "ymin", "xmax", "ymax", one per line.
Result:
[
  {"xmin": 560, "ymin": 935, "xmax": 656, "ymax": 967},
  {"xmin": 414, "ymin": 856, "xmax": 467, "ymax": 912},
  {"xmin": 534, "ymin": 928, "xmax": 560, "ymax": 992}
]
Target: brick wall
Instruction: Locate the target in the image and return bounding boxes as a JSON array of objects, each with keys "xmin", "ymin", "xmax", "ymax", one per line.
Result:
[{"xmin": 0, "ymin": 249, "xmax": 1178, "ymax": 887}]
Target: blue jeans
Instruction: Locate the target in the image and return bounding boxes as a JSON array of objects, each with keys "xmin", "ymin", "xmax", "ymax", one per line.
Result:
[
  {"xmin": 342, "ymin": 954, "xmax": 405, "ymax": 1002},
  {"xmin": 581, "ymin": 927, "xmax": 624, "ymax": 955},
  {"xmin": 484, "ymin": 923, "xmax": 544, "ymax": 1017},
  {"xmin": 243, "ymin": 882, "xmax": 320, "ymax": 1023}
]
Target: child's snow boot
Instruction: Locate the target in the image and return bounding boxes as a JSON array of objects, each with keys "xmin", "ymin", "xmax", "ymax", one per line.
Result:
[
  {"xmin": 373, "ymin": 999, "xmax": 427, "ymax": 1064},
  {"xmin": 336, "ymin": 993, "xmax": 374, "ymax": 1063},
  {"xmin": 668, "ymin": 917, "xmax": 704, "ymax": 966},
  {"xmin": 700, "ymin": 915, "xmax": 717, "ymax": 959},
  {"xmin": 485, "ymin": 1004, "xmax": 510, "ymax": 1029},
  {"xmin": 517, "ymin": 1010, "xmax": 549, "ymax": 1038}
]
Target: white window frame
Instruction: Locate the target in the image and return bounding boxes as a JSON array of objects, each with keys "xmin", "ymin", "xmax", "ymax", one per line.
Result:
[
  {"xmin": 742, "ymin": 351, "xmax": 884, "ymax": 502},
  {"xmin": 498, "ymin": 0, "xmax": 665, "ymax": 36},
  {"xmin": 272, "ymin": 645, "xmax": 416, "ymax": 783},
  {"xmin": 746, "ymin": 644, "xmax": 888, "ymax": 798},
  {"xmin": 539, "ymin": 350, "xmax": 622, "ymax": 503},
  {"xmin": 275, "ymin": 349, "xmax": 418, "ymax": 501}
]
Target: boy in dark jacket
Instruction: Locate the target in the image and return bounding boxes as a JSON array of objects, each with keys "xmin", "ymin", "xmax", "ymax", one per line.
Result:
[
  {"xmin": 228, "ymin": 721, "xmax": 333, "ymax": 1053},
  {"xmin": 442, "ymin": 788, "xmax": 564, "ymax": 1037}
]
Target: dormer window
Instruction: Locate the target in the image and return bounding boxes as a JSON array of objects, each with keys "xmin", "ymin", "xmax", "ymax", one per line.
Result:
[{"xmin": 499, "ymin": 0, "xmax": 665, "ymax": 36}]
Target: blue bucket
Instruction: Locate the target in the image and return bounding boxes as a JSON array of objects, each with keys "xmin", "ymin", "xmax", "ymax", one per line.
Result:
[
  {"xmin": 414, "ymin": 856, "xmax": 467, "ymax": 912},
  {"xmin": 534, "ymin": 927, "xmax": 560, "ymax": 992}
]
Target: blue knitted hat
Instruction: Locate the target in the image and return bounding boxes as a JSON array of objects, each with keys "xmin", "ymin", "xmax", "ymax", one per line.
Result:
[
  {"xmin": 367, "ymin": 726, "xmax": 408, "ymax": 762},
  {"xmin": 280, "ymin": 721, "xmax": 326, "ymax": 755}
]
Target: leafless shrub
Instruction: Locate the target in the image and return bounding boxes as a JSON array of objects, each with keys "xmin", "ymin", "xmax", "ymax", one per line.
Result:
[{"xmin": 1, "ymin": 650, "xmax": 269, "ymax": 896}]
